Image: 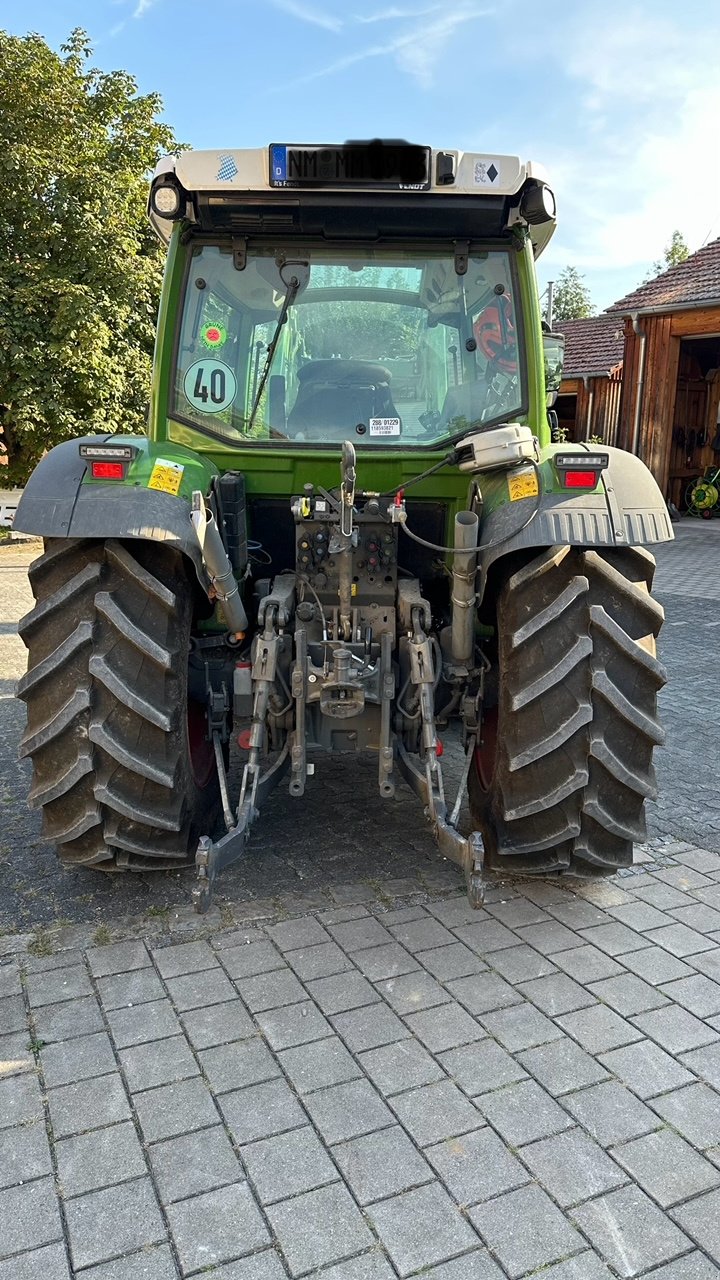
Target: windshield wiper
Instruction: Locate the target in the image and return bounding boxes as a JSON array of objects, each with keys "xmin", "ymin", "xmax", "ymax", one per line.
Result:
[{"xmin": 247, "ymin": 261, "xmax": 309, "ymax": 433}]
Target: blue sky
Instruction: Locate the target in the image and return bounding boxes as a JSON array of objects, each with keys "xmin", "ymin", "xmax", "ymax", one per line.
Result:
[{"xmin": 3, "ymin": 0, "xmax": 719, "ymax": 311}]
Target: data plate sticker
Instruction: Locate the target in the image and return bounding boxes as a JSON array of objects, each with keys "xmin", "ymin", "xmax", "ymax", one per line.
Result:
[
  {"xmin": 183, "ymin": 359, "xmax": 237, "ymax": 414},
  {"xmin": 369, "ymin": 417, "xmax": 401, "ymax": 437},
  {"xmin": 148, "ymin": 459, "xmax": 185, "ymax": 496},
  {"xmin": 508, "ymin": 469, "xmax": 539, "ymax": 501}
]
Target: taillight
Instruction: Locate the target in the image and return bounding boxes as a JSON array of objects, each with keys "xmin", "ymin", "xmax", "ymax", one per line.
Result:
[
  {"xmin": 563, "ymin": 470, "xmax": 598, "ymax": 489},
  {"xmin": 91, "ymin": 461, "xmax": 125, "ymax": 480}
]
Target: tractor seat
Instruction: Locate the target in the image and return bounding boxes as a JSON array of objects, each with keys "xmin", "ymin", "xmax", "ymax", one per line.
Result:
[{"xmin": 287, "ymin": 360, "xmax": 397, "ymax": 436}]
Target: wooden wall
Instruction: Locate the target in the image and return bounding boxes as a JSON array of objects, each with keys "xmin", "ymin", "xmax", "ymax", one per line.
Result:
[{"xmin": 557, "ymin": 371, "xmax": 622, "ymax": 444}]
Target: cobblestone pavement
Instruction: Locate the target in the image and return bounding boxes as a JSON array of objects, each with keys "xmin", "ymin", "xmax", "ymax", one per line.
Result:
[{"xmin": 0, "ymin": 521, "xmax": 720, "ymax": 1276}]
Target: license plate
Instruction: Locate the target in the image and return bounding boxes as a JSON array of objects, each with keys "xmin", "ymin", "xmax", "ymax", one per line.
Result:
[{"xmin": 269, "ymin": 143, "xmax": 430, "ymax": 189}]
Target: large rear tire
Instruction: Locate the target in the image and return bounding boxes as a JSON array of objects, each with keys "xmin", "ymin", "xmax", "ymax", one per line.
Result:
[
  {"xmin": 469, "ymin": 545, "xmax": 666, "ymax": 876},
  {"xmin": 18, "ymin": 538, "xmax": 220, "ymax": 870}
]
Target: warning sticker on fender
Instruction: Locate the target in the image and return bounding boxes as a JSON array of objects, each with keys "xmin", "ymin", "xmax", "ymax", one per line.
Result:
[
  {"xmin": 369, "ymin": 417, "xmax": 401, "ymax": 436},
  {"xmin": 508, "ymin": 469, "xmax": 539, "ymax": 501},
  {"xmin": 148, "ymin": 459, "xmax": 185, "ymax": 496}
]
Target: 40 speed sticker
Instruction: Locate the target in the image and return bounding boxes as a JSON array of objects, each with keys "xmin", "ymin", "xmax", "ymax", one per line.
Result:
[{"xmin": 183, "ymin": 359, "xmax": 237, "ymax": 414}]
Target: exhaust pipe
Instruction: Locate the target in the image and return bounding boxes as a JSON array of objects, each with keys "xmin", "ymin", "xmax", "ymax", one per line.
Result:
[
  {"xmin": 191, "ymin": 492, "xmax": 248, "ymax": 634},
  {"xmin": 450, "ymin": 510, "xmax": 479, "ymax": 666}
]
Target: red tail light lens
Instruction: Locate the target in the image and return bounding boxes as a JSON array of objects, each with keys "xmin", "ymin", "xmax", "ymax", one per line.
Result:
[
  {"xmin": 563, "ymin": 469, "xmax": 598, "ymax": 489},
  {"xmin": 91, "ymin": 461, "xmax": 125, "ymax": 480}
]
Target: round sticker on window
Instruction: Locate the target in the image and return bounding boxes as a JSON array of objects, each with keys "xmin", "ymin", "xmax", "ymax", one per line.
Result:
[
  {"xmin": 183, "ymin": 360, "xmax": 237, "ymax": 414},
  {"xmin": 201, "ymin": 322, "xmax": 227, "ymax": 349}
]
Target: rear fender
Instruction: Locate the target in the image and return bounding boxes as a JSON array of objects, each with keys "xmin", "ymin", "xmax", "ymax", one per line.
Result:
[
  {"xmin": 478, "ymin": 445, "xmax": 673, "ymax": 592},
  {"xmin": 13, "ymin": 437, "xmax": 218, "ymax": 588}
]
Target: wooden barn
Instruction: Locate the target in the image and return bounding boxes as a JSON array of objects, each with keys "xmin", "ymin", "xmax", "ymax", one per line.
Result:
[{"xmin": 554, "ymin": 315, "xmax": 625, "ymax": 445}]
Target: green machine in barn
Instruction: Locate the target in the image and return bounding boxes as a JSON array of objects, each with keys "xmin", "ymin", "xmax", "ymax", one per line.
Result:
[{"xmin": 15, "ymin": 141, "xmax": 673, "ymax": 910}]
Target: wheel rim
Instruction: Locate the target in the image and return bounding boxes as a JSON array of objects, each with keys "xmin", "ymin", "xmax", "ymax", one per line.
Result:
[{"xmin": 187, "ymin": 700, "xmax": 216, "ymax": 788}]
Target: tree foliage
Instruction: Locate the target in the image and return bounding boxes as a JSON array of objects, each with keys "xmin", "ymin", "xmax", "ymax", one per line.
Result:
[
  {"xmin": 0, "ymin": 29, "xmax": 179, "ymax": 484},
  {"xmin": 643, "ymin": 230, "xmax": 690, "ymax": 283},
  {"xmin": 552, "ymin": 266, "xmax": 595, "ymax": 322}
]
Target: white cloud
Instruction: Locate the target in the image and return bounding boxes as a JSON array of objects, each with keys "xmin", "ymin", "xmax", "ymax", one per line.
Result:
[
  {"xmin": 354, "ymin": 5, "xmax": 442, "ymax": 21},
  {"xmin": 269, "ymin": 0, "xmax": 344, "ymax": 31}
]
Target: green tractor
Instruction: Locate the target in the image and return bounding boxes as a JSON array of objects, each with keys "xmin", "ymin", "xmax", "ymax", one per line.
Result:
[{"xmin": 15, "ymin": 142, "xmax": 672, "ymax": 911}]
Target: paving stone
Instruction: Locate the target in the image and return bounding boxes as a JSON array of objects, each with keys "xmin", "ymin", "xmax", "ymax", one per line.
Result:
[
  {"xmin": 73, "ymin": 1243, "xmax": 178, "ymax": 1279},
  {"xmin": 367, "ymin": 1181, "xmax": 478, "ymax": 1277},
  {"xmin": 31, "ymin": 995, "xmax": 104, "ymax": 1043},
  {"xmin": 375, "ymin": 970, "xmax": 450, "ymax": 1014},
  {"xmin": 359, "ymin": 1038, "xmax": 444, "ymax": 1095},
  {"xmin": 489, "ymin": 897, "xmax": 554, "ymax": 928},
  {"xmin": 469, "ymin": 1182, "xmax": 581, "ymax": 1279},
  {"xmin": 0, "ymin": 1175, "xmax": 63, "ymax": 1260},
  {"xmin": 677, "ymin": 849, "xmax": 720, "ymax": 874},
  {"xmin": 571, "ymin": 1183, "xmax": 690, "ymax": 1277},
  {"xmin": 24, "ymin": 950, "xmax": 84, "ymax": 974},
  {"xmin": 48, "ymin": 1074, "xmax": 131, "ymax": 1139},
  {"xmin": 654, "ymin": 866, "xmax": 714, "ymax": 890},
  {"xmin": 65, "ymin": 1176, "xmax": 166, "ymax": 1271},
  {"xmin": 562, "ymin": 1081, "xmax": 662, "ymax": 1146},
  {"xmin": 607, "ymin": 901, "xmax": 677, "ymax": 931},
  {"xmin": 428, "ymin": 897, "xmax": 493, "ymax": 928},
  {"xmin": 267, "ymin": 917, "xmax": 330, "ymax": 951},
  {"xmin": 446, "ymin": 972, "xmax": 522, "ymax": 1015},
  {"xmin": 152, "ymin": 939, "xmax": 218, "ymax": 979},
  {"xmin": 267, "ymin": 1182, "xmax": 373, "ymax": 1276},
  {"xmin": 452, "ymin": 919, "xmax": 519, "ymax": 954},
  {"xmin": 375, "ymin": 906, "xmax": 427, "ymax": 927},
  {"xmin": 631, "ymin": 881, "xmax": 692, "ymax": 909},
  {"xmin": 391, "ymin": 1079, "xmax": 482, "ymax": 1146},
  {"xmin": 148, "ymin": 1124, "xmax": 243, "ymax": 1203},
  {"xmin": 278, "ymin": 1035, "xmax": 361, "ymax": 1094},
  {"xmin": 515, "ymin": 920, "xmax": 583, "ymax": 954},
  {"xmin": 521, "ymin": 1257, "xmax": 614, "ymax": 1280},
  {"xmin": 484, "ymin": 943, "xmax": 558, "ymax": 983},
  {"xmin": 480, "ymin": 1001, "xmax": 563, "ymax": 1051},
  {"xmin": 517, "ymin": 971, "xmax": 596, "ymax": 1015},
  {"xmin": 181, "ymin": 999, "xmax": 255, "ymax": 1050},
  {"xmin": 0, "ymin": 1069, "xmax": 43, "ymax": 1133},
  {"xmin": 0, "ymin": 993, "xmax": 26, "ymax": 1036},
  {"xmin": 546, "ymin": 899, "xmax": 613, "ymax": 929},
  {"xmin": 212, "ymin": 925, "xmax": 264, "ymax": 949},
  {"xmin": 612, "ymin": 1128, "xmax": 720, "ymax": 1208},
  {"xmin": 397, "ymin": 1255, "xmax": 505, "ymax": 1280},
  {"xmin": 671, "ymin": 1188, "xmax": 720, "ymax": 1264},
  {"xmin": 235, "ymin": 968, "xmax": 307, "ymax": 1013},
  {"xmin": 0, "ymin": 1241, "xmax": 71, "ymax": 1280},
  {"xmin": 688, "ymin": 948, "xmax": 720, "ymax": 982},
  {"xmin": 600, "ymin": 1039, "xmax": 695, "ymax": 1098},
  {"xmin": 220, "ymin": 1077, "xmax": 307, "ymax": 1145},
  {"xmin": 332, "ymin": 1003, "xmax": 411, "ymax": 1052},
  {"xmin": 302, "ymin": 1254, "xmax": 396, "ymax": 1280},
  {"xmin": 164, "ymin": 967, "xmax": 236, "ymax": 1011},
  {"xmin": 521, "ymin": 1125, "xmax": 627, "ymax": 1207},
  {"xmin": 25, "ymin": 965, "xmax": 93, "ymax": 1007},
  {"xmin": 681, "ymin": 1042, "xmax": 720, "ymax": 1089},
  {"xmin": 257, "ymin": 1000, "xmax": 332, "ymax": 1050},
  {"xmin": 39, "ymin": 1029, "xmax": 115, "ymax": 1089},
  {"xmin": 56, "ymin": 1118, "xmax": 147, "ymax": 1200},
  {"xmin": 0, "ymin": 963, "xmax": 20, "ymax": 998},
  {"xmin": 651, "ymin": 1083, "xmax": 720, "ymax": 1148},
  {"xmin": 119, "ymin": 1034, "xmax": 199, "ymax": 1091},
  {"xmin": 552, "ymin": 945, "xmax": 625, "ymax": 983},
  {"xmin": 220, "ymin": 941, "xmax": 285, "ymax": 980},
  {"xmin": 578, "ymin": 922, "xmax": 650, "ymax": 956},
  {"xmin": 0, "ymin": 1115, "xmax": 52, "ymax": 1190},
  {"xmin": 241, "ymin": 1125, "xmax": 337, "ymax": 1204},
  {"xmin": 418, "ymin": 942, "xmax": 486, "ymax": 981},
  {"xmin": 661, "ymin": 975, "xmax": 720, "ymax": 1018},
  {"xmin": 199, "ymin": 1037, "xmax": 280, "ymax": 1093},
  {"xmin": 640, "ymin": 1253, "xmax": 720, "ymax": 1278},
  {"xmin": 204, "ymin": 1254, "xmax": 289, "ymax": 1280},
  {"xmin": 353, "ymin": 943, "xmax": 419, "ymax": 982},
  {"xmin": 518, "ymin": 1036, "xmax": 610, "ymax": 1095},
  {"xmin": 307, "ymin": 972, "xmax": 380, "ymax": 1015},
  {"xmin": 303, "ymin": 1078, "xmax": 393, "ymax": 1144},
  {"xmin": 587, "ymin": 972, "xmax": 669, "ymax": 1016},
  {"xmin": 557, "ymin": 1004, "xmax": 643, "ymax": 1053},
  {"xmin": 285, "ymin": 941, "xmax": 355, "ymax": 981},
  {"xmin": 328, "ymin": 917, "xmax": 393, "ymax": 952},
  {"xmin": 107, "ymin": 999, "xmax": 182, "ymax": 1049},
  {"xmin": 86, "ymin": 941, "xmax": 150, "ymax": 978},
  {"xmin": 672, "ymin": 903, "xmax": 720, "ymax": 933},
  {"xmin": 167, "ymin": 1181, "xmax": 270, "ymax": 1274},
  {"xmin": 647, "ymin": 923, "xmax": 716, "ymax": 957},
  {"xmin": 96, "ymin": 968, "xmax": 165, "ymax": 1009},
  {"xmin": 439, "ymin": 1038, "xmax": 527, "ymax": 1100},
  {"xmin": 633, "ymin": 1004, "xmax": 719, "ymax": 1053},
  {"xmin": 426, "ymin": 1125, "xmax": 528, "ymax": 1204},
  {"xmin": 133, "ymin": 1077, "xmax": 218, "ymax": 1142},
  {"xmin": 0, "ymin": 1031, "xmax": 33, "ymax": 1075},
  {"xmin": 333, "ymin": 1124, "xmax": 434, "ymax": 1204},
  {"xmin": 405, "ymin": 1002, "xmax": 484, "ymax": 1053},
  {"xmin": 622, "ymin": 945, "xmax": 695, "ymax": 984},
  {"xmin": 475, "ymin": 1078, "xmax": 572, "ymax": 1146}
]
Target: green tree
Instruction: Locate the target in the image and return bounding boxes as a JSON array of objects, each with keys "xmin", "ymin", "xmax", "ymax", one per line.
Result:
[
  {"xmin": 643, "ymin": 230, "xmax": 690, "ymax": 282},
  {"xmin": 552, "ymin": 266, "xmax": 595, "ymax": 321},
  {"xmin": 0, "ymin": 29, "xmax": 180, "ymax": 484}
]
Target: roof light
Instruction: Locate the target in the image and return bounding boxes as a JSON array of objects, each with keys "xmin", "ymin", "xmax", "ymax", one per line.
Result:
[
  {"xmin": 151, "ymin": 179, "xmax": 182, "ymax": 219},
  {"xmin": 520, "ymin": 182, "xmax": 556, "ymax": 225}
]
